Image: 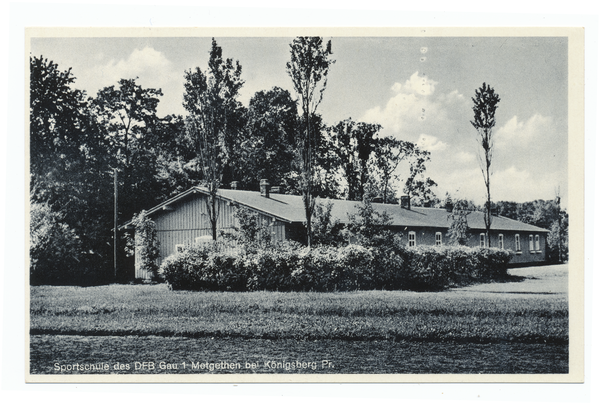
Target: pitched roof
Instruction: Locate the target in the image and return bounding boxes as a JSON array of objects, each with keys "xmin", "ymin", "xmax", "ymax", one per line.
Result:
[{"xmin": 124, "ymin": 186, "xmax": 549, "ymax": 233}]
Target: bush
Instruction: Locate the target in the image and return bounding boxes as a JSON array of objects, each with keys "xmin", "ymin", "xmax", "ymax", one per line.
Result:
[
  {"xmin": 160, "ymin": 244, "xmax": 247, "ymax": 291},
  {"xmin": 401, "ymin": 246, "xmax": 513, "ymax": 290},
  {"xmin": 30, "ymin": 201, "xmax": 82, "ymax": 285},
  {"xmin": 159, "ymin": 240, "xmax": 513, "ymax": 292},
  {"xmin": 245, "ymin": 243, "xmax": 304, "ymax": 291},
  {"xmin": 126, "ymin": 210, "xmax": 161, "ymax": 281}
]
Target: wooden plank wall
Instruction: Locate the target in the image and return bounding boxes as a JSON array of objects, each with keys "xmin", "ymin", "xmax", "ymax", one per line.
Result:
[{"xmin": 144, "ymin": 193, "xmax": 287, "ymax": 272}]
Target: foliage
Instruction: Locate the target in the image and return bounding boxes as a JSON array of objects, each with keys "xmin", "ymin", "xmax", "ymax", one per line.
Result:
[
  {"xmin": 93, "ymin": 78, "xmax": 163, "ymax": 169},
  {"xmin": 311, "ymin": 201, "xmax": 344, "ymax": 246},
  {"xmin": 128, "ymin": 211, "xmax": 161, "ymax": 280},
  {"xmin": 30, "ymin": 201, "xmax": 82, "ymax": 285},
  {"xmin": 183, "ymin": 38, "xmax": 245, "ymax": 240},
  {"xmin": 160, "ymin": 244, "xmax": 246, "ymax": 292},
  {"xmin": 231, "ymin": 205, "xmax": 272, "ymax": 249},
  {"xmin": 159, "ymin": 234, "xmax": 511, "ymax": 292},
  {"xmin": 403, "ymin": 146, "xmax": 438, "ymax": 207},
  {"xmin": 446, "ymin": 199, "xmax": 473, "ymax": 246},
  {"xmin": 325, "ymin": 119, "xmax": 381, "ymax": 201},
  {"xmin": 402, "ymin": 246, "xmax": 513, "ymax": 291},
  {"xmin": 286, "ymin": 36, "xmax": 335, "ymax": 246},
  {"xmin": 30, "ymin": 56, "xmax": 115, "ymax": 282},
  {"xmin": 496, "ymin": 198, "xmax": 568, "ymax": 262},
  {"xmin": 547, "ymin": 211, "xmax": 569, "ymax": 263},
  {"xmin": 471, "ymin": 82, "xmax": 501, "ymax": 246},
  {"xmin": 344, "ymin": 195, "xmax": 395, "ymax": 248},
  {"xmin": 239, "ymin": 87, "xmax": 298, "ymax": 189},
  {"xmin": 368, "ymin": 137, "xmax": 412, "ymax": 204}
]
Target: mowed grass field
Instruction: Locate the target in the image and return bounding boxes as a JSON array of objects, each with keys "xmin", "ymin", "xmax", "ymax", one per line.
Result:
[{"xmin": 29, "ymin": 264, "xmax": 568, "ymax": 375}]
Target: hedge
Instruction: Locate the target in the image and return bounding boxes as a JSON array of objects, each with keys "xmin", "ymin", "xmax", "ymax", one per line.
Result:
[{"xmin": 159, "ymin": 242, "xmax": 513, "ymax": 292}]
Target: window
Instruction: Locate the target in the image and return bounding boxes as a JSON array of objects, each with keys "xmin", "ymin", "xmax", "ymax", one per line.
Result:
[
  {"xmin": 408, "ymin": 231, "xmax": 416, "ymax": 247},
  {"xmin": 529, "ymin": 235, "xmax": 534, "ymax": 252},
  {"xmin": 535, "ymin": 235, "xmax": 540, "ymax": 251},
  {"xmin": 480, "ymin": 233, "xmax": 486, "ymax": 248},
  {"xmin": 175, "ymin": 244, "xmax": 185, "ymax": 253},
  {"xmin": 435, "ymin": 232, "xmax": 442, "ymax": 246},
  {"xmin": 515, "ymin": 234, "xmax": 521, "ymax": 252},
  {"xmin": 498, "ymin": 234, "xmax": 504, "ymax": 249}
]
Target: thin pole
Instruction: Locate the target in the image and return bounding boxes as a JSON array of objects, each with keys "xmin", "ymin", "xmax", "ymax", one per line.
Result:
[{"xmin": 114, "ymin": 169, "xmax": 118, "ymax": 280}]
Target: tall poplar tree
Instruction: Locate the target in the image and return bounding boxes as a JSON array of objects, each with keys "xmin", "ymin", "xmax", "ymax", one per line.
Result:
[
  {"xmin": 471, "ymin": 82, "xmax": 501, "ymax": 247},
  {"xmin": 286, "ymin": 37, "xmax": 335, "ymax": 246},
  {"xmin": 183, "ymin": 39, "xmax": 244, "ymax": 240}
]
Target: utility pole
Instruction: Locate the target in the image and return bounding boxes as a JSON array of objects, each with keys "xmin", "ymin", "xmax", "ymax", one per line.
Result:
[
  {"xmin": 114, "ymin": 169, "xmax": 118, "ymax": 280},
  {"xmin": 555, "ymin": 187, "xmax": 562, "ymax": 263}
]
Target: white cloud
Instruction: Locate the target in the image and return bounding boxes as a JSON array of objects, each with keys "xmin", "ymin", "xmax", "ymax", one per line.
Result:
[
  {"xmin": 391, "ymin": 71, "xmax": 437, "ymax": 96},
  {"xmin": 361, "ymin": 71, "xmax": 469, "ymax": 143},
  {"xmin": 359, "ymin": 72, "xmax": 564, "ymax": 206},
  {"xmin": 496, "ymin": 114, "xmax": 553, "ymax": 149},
  {"xmin": 455, "ymin": 151, "xmax": 476, "ymax": 164},
  {"xmin": 417, "ymin": 134, "xmax": 447, "ymax": 152},
  {"xmin": 81, "ymin": 47, "xmax": 184, "ymax": 117}
]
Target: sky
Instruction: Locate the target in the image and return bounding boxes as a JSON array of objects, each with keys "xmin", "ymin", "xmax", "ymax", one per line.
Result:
[{"xmin": 30, "ymin": 35, "xmax": 569, "ymax": 207}]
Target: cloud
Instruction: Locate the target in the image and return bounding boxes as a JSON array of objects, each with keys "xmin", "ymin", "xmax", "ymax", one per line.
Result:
[
  {"xmin": 492, "ymin": 166, "xmax": 554, "ymax": 203},
  {"xmin": 86, "ymin": 47, "xmax": 173, "ymax": 89},
  {"xmin": 391, "ymin": 71, "xmax": 437, "ymax": 96},
  {"xmin": 455, "ymin": 151, "xmax": 476, "ymax": 164},
  {"xmin": 495, "ymin": 114, "xmax": 553, "ymax": 150},
  {"xmin": 359, "ymin": 72, "xmax": 565, "ymax": 206},
  {"xmin": 81, "ymin": 47, "xmax": 184, "ymax": 117},
  {"xmin": 417, "ymin": 134, "xmax": 447, "ymax": 152},
  {"xmin": 361, "ymin": 71, "xmax": 469, "ymax": 144}
]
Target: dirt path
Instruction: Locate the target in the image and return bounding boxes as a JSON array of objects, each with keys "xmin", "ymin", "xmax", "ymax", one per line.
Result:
[{"xmin": 453, "ymin": 263, "xmax": 568, "ymax": 295}]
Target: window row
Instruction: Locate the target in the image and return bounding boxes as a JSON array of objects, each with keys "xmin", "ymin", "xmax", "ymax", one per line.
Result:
[
  {"xmin": 515, "ymin": 234, "xmax": 541, "ymax": 253},
  {"xmin": 405, "ymin": 231, "xmax": 542, "ymax": 252},
  {"xmin": 408, "ymin": 231, "xmax": 443, "ymax": 247}
]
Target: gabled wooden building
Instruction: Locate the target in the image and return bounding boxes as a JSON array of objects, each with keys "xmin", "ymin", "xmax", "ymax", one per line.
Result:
[{"xmin": 123, "ymin": 184, "xmax": 550, "ymax": 279}]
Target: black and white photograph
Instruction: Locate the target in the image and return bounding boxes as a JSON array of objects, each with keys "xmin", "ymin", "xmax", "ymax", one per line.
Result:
[{"xmin": 25, "ymin": 27, "xmax": 583, "ymax": 383}]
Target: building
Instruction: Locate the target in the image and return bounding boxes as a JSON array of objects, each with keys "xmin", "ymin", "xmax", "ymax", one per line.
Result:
[{"xmin": 123, "ymin": 183, "xmax": 549, "ymax": 279}]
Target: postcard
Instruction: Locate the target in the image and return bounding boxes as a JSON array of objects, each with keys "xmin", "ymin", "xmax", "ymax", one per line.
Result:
[{"xmin": 25, "ymin": 27, "xmax": 584, "ymax": 383}]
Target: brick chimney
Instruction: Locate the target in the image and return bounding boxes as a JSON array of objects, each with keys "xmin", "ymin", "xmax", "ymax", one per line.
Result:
[
  {"xmin": 260, "ymin": 179, "xmax": 270, "ymax": 198},
  {"xmin": 400, "ymin": 195, "xmax": 410, "ymax": 210},
  {"xmin": 230, "ymin": 181, "xmax": 239, "ymax": 190}
]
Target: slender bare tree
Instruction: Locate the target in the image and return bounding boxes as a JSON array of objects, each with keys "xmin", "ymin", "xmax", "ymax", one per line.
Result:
[{"xmin": 471, "ymin": 83, "xmax": 501, "ymax": 247}]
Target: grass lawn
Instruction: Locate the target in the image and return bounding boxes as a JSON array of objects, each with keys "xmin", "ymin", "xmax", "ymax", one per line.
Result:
[{"xmin": 29, "ymin": 264, "xmax": 568, "ymax": 375}]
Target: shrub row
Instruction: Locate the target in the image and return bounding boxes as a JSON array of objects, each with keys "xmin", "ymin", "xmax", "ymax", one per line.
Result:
[{"xmin": 159, "ymin": 242, "xmax": 513, "ymax": 292}]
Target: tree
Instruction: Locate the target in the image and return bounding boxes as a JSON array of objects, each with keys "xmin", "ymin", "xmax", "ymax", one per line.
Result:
[
  {"xmin": 344, "ymin": 194, "xmax": 394, "ymax": 248},
  {"xmin": 30, "ymin": 200, "xmax": 82, "ymax": 285},
  {"xmin": 183, "ymin": 38, "xmax": 244, "ymax": 240},
  {"xmin": 403, "ymin": 147, "xmax": 438, "ymax": 206},
  {"xmin": 497, "ymin": 198, "xmax": 568, "ymax": 263},
  {"xmin": 239, "ymin": 87, "xmax": 298, "ymax": 189},
  {"xmin": 471, "ymin": 82, "xmax": 501, "ymax": 247},
  {"xmin": 30, "ymin": 56, "xmax": 115, "ymax": 283},
  {"xmin": 326, "ymin": 119, "xmax": 381, "ymax": 201},
  {"xmin": 547, "ymin": 211, "xmax": 568, "ymax": 263},
  {"xmin": 370, "ymin": 138, "xmax": 415, "ymax": 204},
  {"xmin": 128, "ymin": 210, "xmax": 161, "ymax": 280},
  {"xmin": 30, "ymin": 56, "xmax": 89, "ymax": 181},
  {"xmin": 92, "ymin": 78, "xmax": 165, "ymax": 224},
  {"xmin": 286, "ymin": 36, "xmax": 335, "ymax": 247},
  {"xmin": 231, "ymin": 206, "xmax": 272, "ymax": 249},
  {"xmin": 311, "ymin": 201, "xmax": 344, "ymax": 246},
  {"xmin": 93, "ymin": 78, "xmax": 163, "ymax": 169},
  {"xmin": 446, "ymin": 199, "xmax": 472, "ymax": 246}
]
